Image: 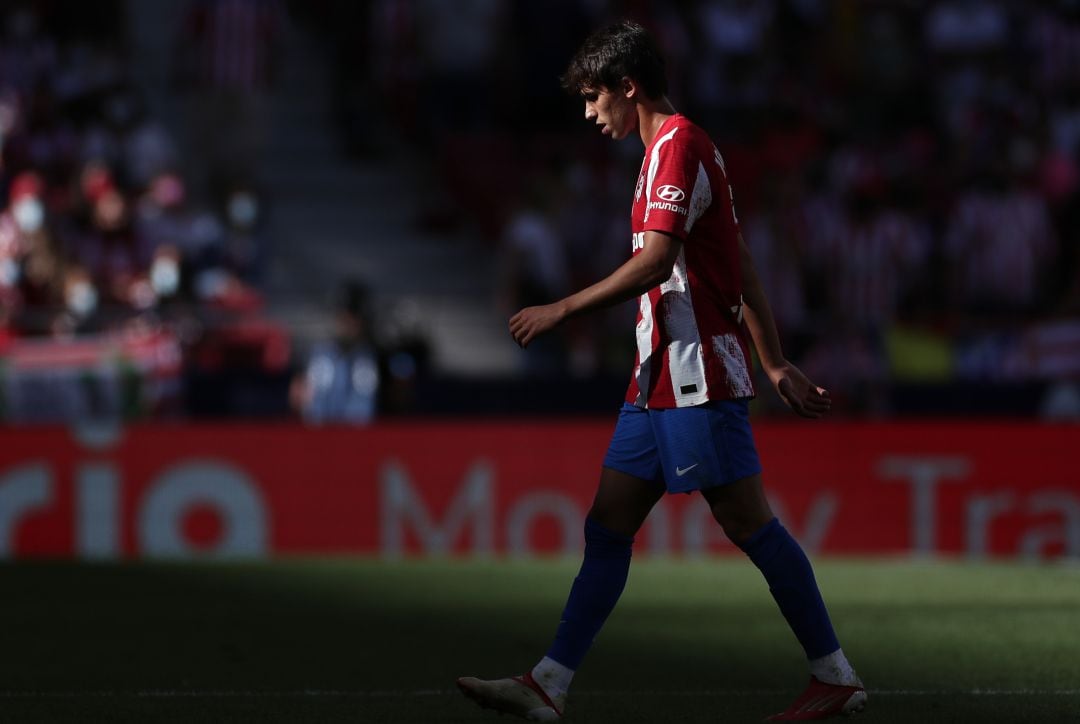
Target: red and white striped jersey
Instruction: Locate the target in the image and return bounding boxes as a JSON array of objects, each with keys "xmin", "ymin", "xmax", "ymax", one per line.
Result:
[
  {"xmin": 801, "ymin": 198, "xmax": 932, "ymax": 326},
  {"xmin": 944, "ymin": 190, "xmax": 1056, "ymax": 310},
  {"xmin": 626, "ymin": 113, "xmax": 754, "ymax": 408}
]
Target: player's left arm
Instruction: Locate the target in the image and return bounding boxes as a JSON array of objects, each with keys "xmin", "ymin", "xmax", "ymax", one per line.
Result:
[
  {"xmin": 509, "ymin": 230, "xmax": 681, "ymax": 348},
  {"xmin": 738, "ymin": 233, "xmax": 831, "ymax": 419}
]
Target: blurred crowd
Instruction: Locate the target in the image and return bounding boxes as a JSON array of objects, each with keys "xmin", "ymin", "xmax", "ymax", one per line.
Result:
[
  {"xmin": 0, "ymin": 1, "xmax": 288, "ymax": 421},
  {"xmin": 357, "ymin": 0, "xmax": 1080, "ymax": 415},
  {"xmin": 0, "ymin": 1, "xmax": 276, "ymax": 339},
  {"xmin": 5, "ymin": 1, "xmax": 1080, "ymax": 421}
]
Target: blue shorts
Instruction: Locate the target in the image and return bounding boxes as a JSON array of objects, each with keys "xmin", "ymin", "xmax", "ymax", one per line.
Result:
[{"xmin": 602, "ymin": 400, "xmax": 763, "ymax": 494}]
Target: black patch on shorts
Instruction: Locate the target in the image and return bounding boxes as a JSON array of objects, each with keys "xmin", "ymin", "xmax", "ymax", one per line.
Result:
[{"xmin": 679, "ymin": 384, "xmax": 698, "ymax": 394}]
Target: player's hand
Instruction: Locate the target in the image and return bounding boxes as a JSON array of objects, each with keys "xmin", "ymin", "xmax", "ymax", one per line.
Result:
[
  {"xmin": 509, "ymin": 303, "xmax": 566, "ymax": 348},
  {"xmin": 769, "ymin": 362, "xmax": 831, "ymax": 419}
]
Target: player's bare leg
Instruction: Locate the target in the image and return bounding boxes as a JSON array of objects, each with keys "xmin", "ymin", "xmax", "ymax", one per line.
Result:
[
  {"xmin": 457, "ymin": 468, "xmax": 664, "ymax": 720},
  {"xmin": 586, "ymin": 466, "xmax": 666, "ymax": 537},
  {"xmin": 701, "ymin": 473, "xmax": 865, "ymax": 719},
  {"xmin": 699, "ymin": 471, "xmax": 775, "ymax": 544}
]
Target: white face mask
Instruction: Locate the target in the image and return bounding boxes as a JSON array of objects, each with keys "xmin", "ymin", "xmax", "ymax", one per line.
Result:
[
  {"xmin": 66, "ymin": 280, "xmax": 98, "ymax": 318},
  {"xmin": 12, "ymin": 197, "xmax": 43, "ymax": 233},
  {"xmin": 150, "ymin": 256, "xmax": 180, "ymax": 297},
  {"xmin": 227, "ymin": 192, "xmax": 258, "ymax": 228},
  {"xmin": 0, "ymin": 257, "xmax": 18, "ymax": 286}
]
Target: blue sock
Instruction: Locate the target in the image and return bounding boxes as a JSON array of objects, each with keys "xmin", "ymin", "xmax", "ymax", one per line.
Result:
[
  {"xmin": 546, "ymin": 517, "xmax": 633, "ymax": 669},
  {"xmin": 739, "ymin": 518, "xmax": 840, "ymax": 660}
]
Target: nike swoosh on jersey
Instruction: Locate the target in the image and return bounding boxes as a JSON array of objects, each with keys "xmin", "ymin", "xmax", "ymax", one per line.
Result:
[{"xmin": 675, "ymin": 464, "xmax": 699, "ymax": 476}]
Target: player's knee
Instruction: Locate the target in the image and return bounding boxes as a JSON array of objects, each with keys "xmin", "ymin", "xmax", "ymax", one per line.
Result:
[
  {"xmin": 711, "ymin": 506, "xmax": 770, "ymax": 546},
  {"xmin": 585, "ymin": 504, "xmax": 640, "ymax": 540},
  {"xmin": 720, "ymin": 520, "xmax": 760, "ymax": 546}
]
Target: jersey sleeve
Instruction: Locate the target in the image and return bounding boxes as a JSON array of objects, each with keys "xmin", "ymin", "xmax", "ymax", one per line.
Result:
[{"xmin": 641, "ymin": 128, "xmax": 714, "ymax": 240}]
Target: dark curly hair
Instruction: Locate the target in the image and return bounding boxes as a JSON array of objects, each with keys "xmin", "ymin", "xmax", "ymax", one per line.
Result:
[{"xmin": 560, "ymin": 20, "xmax": 668, "ymax": 99}]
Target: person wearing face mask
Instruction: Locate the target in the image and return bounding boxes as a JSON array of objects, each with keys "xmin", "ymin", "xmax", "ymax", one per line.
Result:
[
  {"xmin": 221, "ymin": 186, "xmax": 264, "ymax": 283},
  {"xmin": 0, "ymin": 173, "xmax": 40, "ymax": 292},
  {"xmin": 0, "ymin": 171, "xmax": 76, "ymax": 335},
  {"xmin": 0, "ymin": 173, "xmax": 38, "ymax": 332}
]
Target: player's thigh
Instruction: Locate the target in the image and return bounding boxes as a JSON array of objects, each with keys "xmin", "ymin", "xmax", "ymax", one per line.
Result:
[
  {"xmin": 699, "ymin": 472, "xmax": 774, "ymax": 545},
  {"xmin": 588, "ymin": 466, "xmax": 666, "ymax": 538}
]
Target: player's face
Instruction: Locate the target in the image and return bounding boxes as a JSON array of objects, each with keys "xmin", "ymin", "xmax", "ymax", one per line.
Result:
[{"xmin": 582, "ymin": 86, "xmax": 636, "ymax": 140}]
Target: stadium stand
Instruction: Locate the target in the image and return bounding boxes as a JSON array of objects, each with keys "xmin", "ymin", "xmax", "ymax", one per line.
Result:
[
  {"xmin": 3, "ymin": 0, "xmax": 1079, "ymax": 421},
  {"xmin": 357, "ymin": 0, "xmax": 1080, "ymax": 418}
]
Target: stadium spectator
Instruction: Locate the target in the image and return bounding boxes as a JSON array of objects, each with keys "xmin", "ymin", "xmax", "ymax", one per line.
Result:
[
  {"xmin": 377, "ymin": 297, "xmax": 433, "ymax": 416},
  {"xmin": 131, "ymin": 170, "xmax": 254, "ymax": 307},
  {"xmin": 0, "ymin": 7, "xmax": 57, "ymax": 97},
  {"xmin": 92, "ymin": 85, "xmax": 178, "ymax": 191},
  {"xmin": 0, "ymin": 2, "xmax": 286, "ymax": 421},
  {"xmin": 799, "ymin": 324, "xmax": 890, "ymax": 416},
  {"xmin": 173, "ymin": 0, "xmax": 286, "ymax": 200},
  {"xmin": 498, "ymin": 179, "xmax": 571, "ymax": 375},
  {"xmin": 808, "ymin": 176, "xmax": 932, "ymax": 330},
  {"xmin": 1027, "ymin": 3, "xmax": 1080, "ymax": 94},
  {"xmin": 412, "ymin": 0, "xmax": 503, "ymax": 138},
  {"xmin": 687, "ymin": 0, "xmax": 777, "ymax": 135},
  {"xmin": 218, "ymin": 185, "xmax": 265, "ymax": 283},
  {"xmin": 291, "ymin": 280, "xmax": 381, "ymax": 424},
  {"xmin": 924, "ymin": 0, "xmax": 1009, "ymax": 55},
  {"xmin": 1041, "ymin": 380, "xmax": 1080, "ymax": 420},
  {"xmin": 741, "ymin": 231, "xmax": 803, "ymax": 340},
  {"xmin": 943, "ymin": 158, "xmax": 1058, "ymax": 318},
  {"xmin": 1, "ymin": 171, "xmax": 66, "ymax": 334}
]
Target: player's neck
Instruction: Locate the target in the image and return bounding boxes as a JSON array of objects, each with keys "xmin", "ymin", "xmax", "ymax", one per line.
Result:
[{"xmin": 637, "ymin": 96, "xmax": 677, "ymax": 146}]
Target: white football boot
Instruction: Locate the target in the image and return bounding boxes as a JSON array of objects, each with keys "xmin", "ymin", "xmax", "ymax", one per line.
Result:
[{"xmin": 456, "ymin": 672, "xmax": 564, "ymax": 721}]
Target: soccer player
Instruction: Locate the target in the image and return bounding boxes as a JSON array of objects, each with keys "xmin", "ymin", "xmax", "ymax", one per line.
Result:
[{"xmin": 457, "ymin": 20, "xmax": 866, "ymax": 722}]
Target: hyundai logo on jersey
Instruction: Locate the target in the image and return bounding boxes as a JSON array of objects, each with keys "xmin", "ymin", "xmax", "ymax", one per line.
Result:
[{"xmin": 656, "ymin": 185, "xmax": 685, "ymax": 202}]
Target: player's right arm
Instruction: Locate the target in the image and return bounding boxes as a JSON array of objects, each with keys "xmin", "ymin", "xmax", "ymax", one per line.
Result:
[
  {"xmin": 509, "ymin": 230, "xmax": 680, "ymax": 348},
  {"xmin": 738, "ymin": 233, "xmax": 831, "ymax": 419}
]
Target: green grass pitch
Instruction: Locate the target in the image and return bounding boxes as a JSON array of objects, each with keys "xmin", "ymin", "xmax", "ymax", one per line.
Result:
[{"xmin": 2, "ymin": 558, "xmax": 1077, "ymax": 723}]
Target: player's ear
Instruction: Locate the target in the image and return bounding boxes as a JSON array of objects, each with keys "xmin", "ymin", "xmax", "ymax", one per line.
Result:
[{"xmin": 621, "ymin": 76, "xmax": 637, "ymax": 99}]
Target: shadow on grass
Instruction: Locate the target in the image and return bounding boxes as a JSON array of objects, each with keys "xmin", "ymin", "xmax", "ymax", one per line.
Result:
[{"xmin": 0, "ymin": 560, "xmax": 1075, "ymax": 723}]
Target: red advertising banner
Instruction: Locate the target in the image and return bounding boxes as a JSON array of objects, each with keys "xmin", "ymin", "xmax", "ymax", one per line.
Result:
[{"xmin": 0, "ymin": 421, "xmax": 1076, "ymax": 559}]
